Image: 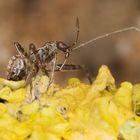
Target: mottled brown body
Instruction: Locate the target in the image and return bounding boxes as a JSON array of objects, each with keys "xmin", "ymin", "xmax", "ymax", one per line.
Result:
[
  {"xmin": 6, "ymin": 18, "xmax": 81, "ymax": 101},
  {"xmin": 7, "ymin": 17, "xmax": 79, "ymax": 84},
  {"xmin": 6, "ymin": 39, "xmax": 77, "ymax": 95},
  {"xmin": 7, "ymin": 55, "xmax": 27, "ymax": 81}
]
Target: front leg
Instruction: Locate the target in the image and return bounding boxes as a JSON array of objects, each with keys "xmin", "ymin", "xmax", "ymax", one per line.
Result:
[
  {"xmin": 25, "ymin": 65, "xmax": 39, "ymax": 102},
  {"xmin": 25, "ymin": 70, "xmax": 34, "ymax": 102},
  {"xmin": 45, "ymin": 53, "xmax": 57, "ymax": 92},
  {"xmin": 49, "ymin": 54, "xmax": 57, "ymax": 85}
]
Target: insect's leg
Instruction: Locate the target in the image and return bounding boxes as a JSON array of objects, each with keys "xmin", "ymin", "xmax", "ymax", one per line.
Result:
[
  {"xmin": 55, "ymin": 64, "xmax": 83, "ymax": 71},
  {"xmin": 25, "ymin": 70, "xmax": 35, "ymax": 101},
  {"xmin": 41, "ymin": 65, "xmax": 50, "ymax": 77},
  {"xmin": 28, "ymin": 43, "xmax": 37, "ymax": 62},
  {"xmin": 46, "ymin": 54, "xmax": 57, "ymax": 92},
  {"xmin": 14, "ymin": 42, "xmax": 27, "ymax": 57},
  {"xmin": 29, "ymin": 43, "xmax": 36, "ymax": 51},
  {"xmin": 59, "ymin": 17, "xmax": 80, "ymax": 71},
  {"xmin": 29, "ymin": 75, "xmax": 34, "ymax": 100},
  {"xmin": 83, "ymin": 66, "xmax": 92, "ymax": 84},
  {"xmin": 50, "ymin": 54, "xmax": 57, "ymax": 84},
  {"xmin": 58, "ymin": 54, "xmax": 68, "ymax": 71},
  {"xmin": 52, "ymin": 64, "xmax": 92, "ymax": 84},
  {"xmin": 25, "ymin": 66, "xmax": 39, "ymax": 102}
]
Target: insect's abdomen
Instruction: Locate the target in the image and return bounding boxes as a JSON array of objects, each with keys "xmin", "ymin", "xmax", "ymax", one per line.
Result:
[{"xmin": 7, "ymin": 55, "xmax": 27, "ymax": 81}]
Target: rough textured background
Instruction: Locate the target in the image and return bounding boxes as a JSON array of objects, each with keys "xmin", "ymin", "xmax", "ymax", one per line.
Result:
[{"xmin": 0, "ymin": 0, "xmax": 140, "ymax": 84}]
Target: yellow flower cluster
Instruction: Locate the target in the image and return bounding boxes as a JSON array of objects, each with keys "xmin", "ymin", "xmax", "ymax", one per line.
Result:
[{"xmin": 0, "ymin": 65, "xmax": 140, "ymax": 140}]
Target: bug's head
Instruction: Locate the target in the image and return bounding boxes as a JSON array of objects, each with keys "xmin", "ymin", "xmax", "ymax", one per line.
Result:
[
  {"xmin": 57, "ymin": 41, "xmax": 71, "ymax": 52},
  {"xmin": 57, "ymin": 41, "xmax": 73, "ymax": 59}
]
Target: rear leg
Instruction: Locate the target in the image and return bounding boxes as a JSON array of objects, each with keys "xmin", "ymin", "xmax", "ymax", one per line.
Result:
[{"xmin": 48, "ymin": 64, "xmax": 92, "ymax": 84}]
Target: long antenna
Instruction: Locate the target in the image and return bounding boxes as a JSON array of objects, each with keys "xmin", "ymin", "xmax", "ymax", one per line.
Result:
[
  {"xmin": 72, "ymin": 26, "xmax": 140, "ymax": 51},
  {"xmin": 71, "ymin": 17, "xmax": 80, "ymax": 47}
]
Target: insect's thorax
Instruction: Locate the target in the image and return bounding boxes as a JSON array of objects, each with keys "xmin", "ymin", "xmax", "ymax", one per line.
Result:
[{"xmin": 36, "ymin": 41, "xmax": 58, "ymax": 64}]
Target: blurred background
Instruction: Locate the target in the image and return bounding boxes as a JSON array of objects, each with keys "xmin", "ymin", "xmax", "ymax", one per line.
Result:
[{"xmin": 1, "ymin": 0, "xmax": 140, "ymax": 85}]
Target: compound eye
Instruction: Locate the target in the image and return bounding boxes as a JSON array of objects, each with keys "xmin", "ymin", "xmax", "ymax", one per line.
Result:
[{"xmin": 57, "ymin": 41, "xmax": 68, "ymax": 52}]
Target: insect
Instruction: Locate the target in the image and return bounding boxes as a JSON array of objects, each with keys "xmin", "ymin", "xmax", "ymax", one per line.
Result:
[
  {"xmin": 7, "ymin": 18, "xmax": 140, "ymax": 101},
  {"xmin": 7, "ymin": 18, "xmax": 80, "ymax": 101}
]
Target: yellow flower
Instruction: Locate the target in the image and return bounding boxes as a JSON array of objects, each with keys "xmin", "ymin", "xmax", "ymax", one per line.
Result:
[{"xmin": 0, "ymin": 65, "xmax": 139, "ymax": 140}]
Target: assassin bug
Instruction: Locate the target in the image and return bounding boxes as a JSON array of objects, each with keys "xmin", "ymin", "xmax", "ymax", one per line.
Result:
[
  {"xmin": 7, "ymin": 18, "xmax": 140, "ymax": 101},
  {"xmin": 7, "ymin": 18, "xmax": 79, "ymax": 101},
  {"xmin": 7, "ymin": 18, "xmax": 79, "ymax": 80}
]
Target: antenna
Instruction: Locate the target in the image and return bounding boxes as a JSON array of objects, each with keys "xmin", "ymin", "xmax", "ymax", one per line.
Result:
[{"xmin": 73, "ymin": 26, "xmax": 140, "ymax": 51}]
